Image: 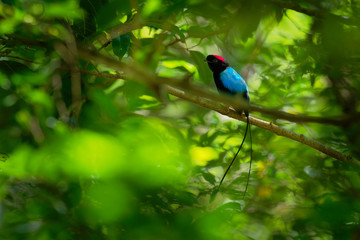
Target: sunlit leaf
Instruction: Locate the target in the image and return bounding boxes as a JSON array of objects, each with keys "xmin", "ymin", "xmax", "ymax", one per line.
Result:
[
  {"xmin": 43, "ymin": 1, "xmax": 84, "ymax": 19},
  {"xmin": 190, "ymin": 146, "xmax": 218, "ymax": 166}
]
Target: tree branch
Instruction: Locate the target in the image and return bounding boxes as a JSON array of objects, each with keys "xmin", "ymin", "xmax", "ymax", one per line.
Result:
[
  {"xmin": 75, "ymin": 50, "xmax": 359, "ymax": 167},
  {"xmin": 166, "ymin": 86, "xmax": 358, "ymax": 168},
  {"xmin": 93, "ymin": 14, "xmax": 141, "ymax": 45},
  {"xmin": 77, "ymin": 49, "xmax": 360, "ymax": 126},
  {"xmin": 274, "ymin": 1, "xmax": 358, "ymax": 26}
]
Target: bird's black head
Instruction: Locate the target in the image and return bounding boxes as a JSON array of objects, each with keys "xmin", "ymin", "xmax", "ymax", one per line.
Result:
[{"xmin": 205, "ymin": 55, "xmax": 229, "ymax": 73}]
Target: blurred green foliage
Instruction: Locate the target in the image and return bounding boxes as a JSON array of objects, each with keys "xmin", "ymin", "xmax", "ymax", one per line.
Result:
[{"xmin": 0, "ymin": 0, "xmax": 360, "ymax": 239}]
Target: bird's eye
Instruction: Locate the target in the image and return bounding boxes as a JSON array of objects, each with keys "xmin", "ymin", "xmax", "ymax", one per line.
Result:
[{"xmin": 213, "ymin": 59, "xmax": 218, "ymax": 62}]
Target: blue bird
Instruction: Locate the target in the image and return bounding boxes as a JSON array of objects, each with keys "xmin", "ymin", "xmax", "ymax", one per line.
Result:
[{"xmin": 205, "ymin": 55, "xmax": 252, "ymax": 194}]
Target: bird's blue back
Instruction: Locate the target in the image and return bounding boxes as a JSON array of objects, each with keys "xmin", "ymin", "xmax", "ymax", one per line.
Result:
[{"xmin": 220, "ymin": 67, "xmax": 248, "ymax": 94}]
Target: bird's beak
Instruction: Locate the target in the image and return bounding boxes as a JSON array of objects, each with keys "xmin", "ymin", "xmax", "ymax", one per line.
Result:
[{"xmin": 204, "ymin": 59, "xmax": 208, "ymax": 62}]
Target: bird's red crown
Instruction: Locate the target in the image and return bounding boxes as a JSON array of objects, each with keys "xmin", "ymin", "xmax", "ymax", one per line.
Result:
[{"xmin": 213, "ymin": 55, "xmax": 225, "ymax": 62}]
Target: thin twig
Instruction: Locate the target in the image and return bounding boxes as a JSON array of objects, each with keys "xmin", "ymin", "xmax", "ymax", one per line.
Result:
[
  {"xmin": 58, "ymin": 67, "xmax": 125, "ymax": 79},
  {"xmin": 0, "ymin": 55, "xmax": 39, "ymax": 63}
]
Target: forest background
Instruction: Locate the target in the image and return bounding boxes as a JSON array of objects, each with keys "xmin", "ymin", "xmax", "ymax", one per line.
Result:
[{"xmin": 0, "ymin": 0, "xmax": 360, "ymax": 239}]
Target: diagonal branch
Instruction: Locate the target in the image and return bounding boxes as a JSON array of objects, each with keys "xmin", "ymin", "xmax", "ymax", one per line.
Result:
[
  {"xmin": 77, "ymin": 49, "xmax": 360, "ymax": 126},
  {"xmin": 75, "ymin": 50, "xmax": 359, "ymax": 167},
  {"xmin": 166, "ymin": 86, "xmax": 358, "ymax": 168}
]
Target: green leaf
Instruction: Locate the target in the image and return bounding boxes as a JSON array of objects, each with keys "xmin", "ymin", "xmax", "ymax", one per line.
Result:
[
  {"xmin": 202, "ymin": 172, "xmax": 215, "ymax": 184},
  {"xmin": 0, "ymin": 61, "xmax": 29, "ymax": 75},
  {"xmin": 112, "ymin": 34, "xmax": 131, "ymax": 59},
  {"xmin": 0, "ymin": 153, "xmax": 9, "ymax": 162},
  {"xmin": 72, "ymin": 0, "xmax": 101, "ymax": 40},
  {"xmin": 95, "ymin": 0, "xmax": 131, "ymax": 30},
  {"xmin": 43, "ymin": 1, "xmax": 84, "ymax": 19},
  {"xmin": 187, "ymin": 26, "xmax": 212, "ymax": 37},
  {"xmin": 123, "ymin": 81, "xmax": 161, "ymax": 111},
  {"xmin": 142, "ymin": 0, "xmax": 162, "ymax": 16},
  {"xmin": 145, "ymin": 19, "xmax": 185, "ymax": 41},
  {"xmin": 190, "ymin": 50, "xmax": 212, "ymax": 84}
]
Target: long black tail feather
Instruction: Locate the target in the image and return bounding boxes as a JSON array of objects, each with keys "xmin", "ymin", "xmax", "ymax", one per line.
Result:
[
  {"xmin": 218, "ymin": 115, "xmax": 249, "ymax": 188},
  {"xmin": 242, "ymin": 117, "xmax": 252, "ymax": 199}
]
